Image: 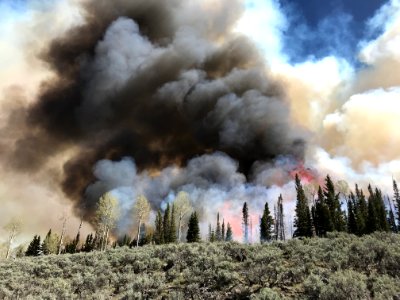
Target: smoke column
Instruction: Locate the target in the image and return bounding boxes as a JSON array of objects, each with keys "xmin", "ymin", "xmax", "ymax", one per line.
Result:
[{"xmin": 0, "ymin": 0, "xmax": 400, "ymax": 240}]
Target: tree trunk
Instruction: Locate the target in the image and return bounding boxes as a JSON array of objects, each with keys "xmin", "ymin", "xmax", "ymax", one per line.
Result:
[
  {"xmin": 58, "ymin": 215, "xmax": 67, "ymax": 255},
  {"xmin": 5, "ymin": 237, "xmax": 13, "ymax": 259},
  {"xmin": 136, "ymin": 219, "xmax": 142, "ymax": 247},
  {"xmin": 177, "ymin": 215, "xmax": 182, "ymax": 243},
  {"xmin": 103, "ymin": 227, "xmax": 109, "ymax": 251}
]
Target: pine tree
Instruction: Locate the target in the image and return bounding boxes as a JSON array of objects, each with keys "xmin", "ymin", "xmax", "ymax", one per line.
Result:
[
  {"xmin": 387, "ymin": 196, "xmax": 397, "ymax": 233},
  {"xmin": 242, "ymin": 202, "xmax": 249, "ymax": 243},
  {"xmin": 209, "ymin": 227, "xmax": 216, "ymax": 242},
  {"xmin": 216, "ymin": 213, "xmax": 221, "ymax": 241},
  {"xmin": 324, "ymin": 175, "xmax": 346, "ymax": 231},
  {"xmin": 65, "ymin": 231, "xmax": 81, "ymax": 254},
  {"xmin": 314, "ymin": 186, "xmax": 334, "ymax": 236},
  {"xmin": 374, "ymin": 188, "xmax": 389, "ymax": 232},
  {"xmin": 26, "ymin": 235, "xmax": 42, "ymax": 256},
  {"xmin": 163, "ymin": 203, "xmax": 171, "ymax": 243},
  {"xmin": 186, "ymin": 212, "xmax": 200, "ymax": 243},
  {"xmin": 221, "ymin": 219, "xmax": 225, "ymax": 241},
  {"xmin": 294, "ymin": 174, "xmax": 312, "ymax": 238},
  {"xmin": 117, "ymin": 234, "xmax": 131, "ymax": 247},
  {"xmin": 366, "ymin": 186, "xmax": 378, "ymax": 233},
  {"xmin": 168, "ymin": 204, "xmax": 177, "ymax": 243},
  {"xmin": 42, "ymin": 230, "xmax": 52, "ymax": 255},
  {"xmin": 347, "ymin": 199, "xmax": 357, "ymax": 234},
  {"xmin": 83, "ymin": 233, "xmax": 95, "ymax": 252},
  {"xmin": 275, "ymin": 194, "xmax": 285, "ymax": 241},
  {"xmin": 260, "ymin": 201, "xmax": 274, "ymax": 243},
  {"xmin": 225, "ymin": 223, "xmax": 233, "ymax": 242},
  {"xmin": 154, "ymin": 210, "xmax": 164, "ymax": 244},
  {"xmin": 366, "ymin": 186, "xmax": 389, "ymax": 233},
  {"xmin": 354, "ymin": 185, "xmax": 368, "ymax": 235}
]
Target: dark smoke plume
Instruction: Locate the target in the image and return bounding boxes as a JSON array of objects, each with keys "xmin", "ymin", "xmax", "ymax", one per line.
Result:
[{"xmin": 10, "ymin": 0, "xmax": 306, "ymax": 220}]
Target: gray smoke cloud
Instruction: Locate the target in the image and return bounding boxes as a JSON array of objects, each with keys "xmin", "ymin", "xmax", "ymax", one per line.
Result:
[
  {"xmin": 85, "ymin": 153, "xmax": 297, "ymax": 238},
  {"xmin": 3, "ymin": 0, "xmax": 307, "ymax": 235}
]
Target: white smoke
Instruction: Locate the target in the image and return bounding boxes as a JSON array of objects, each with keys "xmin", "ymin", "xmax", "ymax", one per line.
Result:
[{"xmin": 86, "ymin": 153, "xmax": 297, "ymax": 240}]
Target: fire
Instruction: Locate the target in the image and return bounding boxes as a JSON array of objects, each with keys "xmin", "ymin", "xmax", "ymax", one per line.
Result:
[{"xmin": 289, "ymin": 162, "xmax": 318, "ymax": 184}]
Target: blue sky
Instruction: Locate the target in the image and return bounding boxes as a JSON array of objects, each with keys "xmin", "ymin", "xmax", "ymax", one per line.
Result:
[{"xmin": 280, "ymin": 0, "xmax": 388, "ymax": 63}]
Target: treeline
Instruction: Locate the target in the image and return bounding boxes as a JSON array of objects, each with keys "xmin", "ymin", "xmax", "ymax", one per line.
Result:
[
  {"xmin": 14, "ymin": 174, "xmax": 400, "ymax": 258},
  {"xmin": 293, "ymin": 175, "xmax": 400, "ymax": 238}
]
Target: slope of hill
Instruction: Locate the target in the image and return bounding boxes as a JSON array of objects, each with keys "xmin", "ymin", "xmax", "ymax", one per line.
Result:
[{"xmin": 0, "ymin": 233, "xmax": 399, "ymax": 299}]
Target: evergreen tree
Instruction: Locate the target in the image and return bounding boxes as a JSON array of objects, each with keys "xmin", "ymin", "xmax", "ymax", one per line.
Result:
[
  {"xmin": 366, "ymin": 186, "xmax": 378, "ymax": 233},
  {"xmin": 275, "ymin": 194, "xmax": 285, "ymax": 241},
  {"xmin": 260, "ymin": 201, "xmax": 274, "ymax": 243},
  {"xmin": 65, "ymin": 232, "xmax": 80, "ymax": 254},
  {"xmin": 117, "ymin": 234, "xmax": 131, "ymax": 247},
  {"xmin": 324, "ymin": 175, "xmax": 346, "ymax": 231},
  {"xmin": 186, "ymin": 212, "xmax": 200, "ymax": 243},
  {"xmin": 154, "ymin": 210, "xmax": 164, "ymax": 244},
  {"xmin": 366, "ymin": 186, "xmax": 389, "ymax": 233},
  {"xmin": 221, "ymin": 219, "xmax": 225, "ymax": 241},
  {"xmin": 26, "ymin": 235, "xmax": 42, "ymax": 256},
  {"xmin": 42, "ymin": 230, "xmax": 52, "ymax": 255},
  {"xmin": 83, "ymin": 233, "xmax": 95, "ymax": 252},
  {"xmin": 393, "ymin": 179, "xmax": 400, "ymax": 230},
  {"xmin": 242, "ymin": 202, "xmax": 249, "ymax": 243},
  {"xmin": 208, "ymin": 226, "xmax": 216, "ymax": 242},
  {"xmin": 387, "ymin": 196, "xmax": 397, "ymax": 233},
  {"xmin": 347, "ymin": 199, "xmax": 357, "ymax": 234},
  {"xmin": 314, "ymin": 186, "xmax": 334, "ymax": 237},
  {"xmin": 374, "ymin": 188, "xmax": 389, "ymax": 232},
  {"xmin": 163, "ymin": 203, "xmax": 171, "ymax": 243},
  {"xmin": 225, "ymin": 223, "xmax": 233, "ymax": 241},
  {"xmin": 216, "ymin": 213, "xmax": 222, "ymax": 241},
  {"xmin": 168, "ymin": 204, "xmax": 177, "ymax": 243},
  {"xmin": 354, "ymin": 185, "xmax": 368, "ymax": 235},
  {"xmin": 294, "ymin": 174, "xmax": 312, "ymax": 238}
]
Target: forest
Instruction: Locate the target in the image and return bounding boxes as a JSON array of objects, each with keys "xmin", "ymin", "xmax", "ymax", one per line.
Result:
[
  {"xmin": 11, "ymin": 174, "xmax": 399, "ymax": 258},
  {"xmin": 0, "ymin": 174, "xmax": 399, "ymax": 298}
]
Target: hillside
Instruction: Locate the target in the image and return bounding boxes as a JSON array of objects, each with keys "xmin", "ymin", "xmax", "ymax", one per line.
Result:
[{"xmin": 0, "ymin": 233, "xmax": 399, "ymax": 299}]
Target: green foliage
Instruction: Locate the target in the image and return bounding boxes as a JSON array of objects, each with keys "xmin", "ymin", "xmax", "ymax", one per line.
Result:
[
  {"xmin": 225, "ymin": 223, "xmax": 233, "ymax": 242},
  {"xmin": 260, "ymin": 201, "xmax": 274, "ymax": 243},
  {"xmin": 367, "ymin": 186, "xmax": 389, "ymax": 233},
  {"xmin": 1, "ymin": 233, "xmax": 400, "ymax": 299},
  {"xmin": 294, "ymin": 174, "xmax": 312, "ymax": 237},
  {"xmin": 154, "ymin": 210, "xmax": 164, "ymax": 244},
  {"xmin": 186, "ymin": 212, "xmax": 200, "ymax": 243},
  {"xmin": 25, "ymin": 235, "xmax": 42, "ymax": 257}
]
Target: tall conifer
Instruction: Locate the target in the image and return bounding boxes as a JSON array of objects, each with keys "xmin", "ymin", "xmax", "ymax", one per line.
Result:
[
  {"xmin": 294, "ymin": 174, "xmax": 312, "ymax": 237},
  {"xmin": 260, "ymin": 201, "xmax": 274, "ymax": 243}
]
